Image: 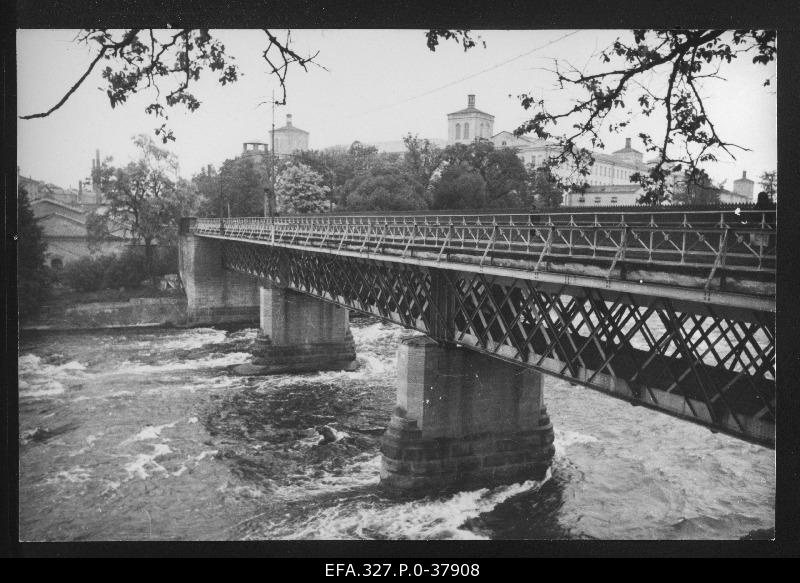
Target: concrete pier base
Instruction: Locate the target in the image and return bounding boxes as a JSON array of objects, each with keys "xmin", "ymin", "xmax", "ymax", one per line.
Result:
[
  {"xmin": 244, "ymin": 286, "xmax": 357, "ymax": 374},
  {"xmin": 380, "ymin": 337, "xmax": 555, "ymax": 495}
]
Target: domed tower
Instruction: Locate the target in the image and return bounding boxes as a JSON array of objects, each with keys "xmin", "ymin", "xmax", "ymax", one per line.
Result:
[
  {"xmin": 270, "ymin": 114, "xmax": 309, "ymax": 157},
  {"xmin": 447, "ymin": 94, "xmax": 495, "ymax": 144}
]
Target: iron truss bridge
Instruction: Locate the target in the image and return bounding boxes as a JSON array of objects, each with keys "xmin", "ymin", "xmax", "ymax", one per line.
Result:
[{"xmin": 189, "ymin": 208, "xmax": 776, "ymax": 447}]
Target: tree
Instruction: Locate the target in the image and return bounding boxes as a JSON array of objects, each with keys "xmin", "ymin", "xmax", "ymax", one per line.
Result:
[
  {"xmin": 89, "ymin": 135, "xmax": 184, "ymax": 282},
  {"xmin": 276, "ymin": 163, "xmax": 330, "ymax": 214},
  {"xmin": 670, "ymin": 168, "xmax": 721, "ymax": 205},
  {"xmin": 439, "ymin": 140, "xmax": 529, "ymax": 208},
  {"xmin": 528, "ymin": 165, "xmax": 563, "ymax": 209},
  {"xmin": 402, "ymin": 133, "xmax": 442, "ymax": 188},
  {"xmin": 507, "ymin": 30, "xmax": 776, "ymax": 204},
  {"xmin": 344, "ymin": 167, "xmax": 428, "ymax": 212},
  {"xmin": 759, "ymin": 170, "xmax": 777, "ymax": 203},
  {"xmin": 19, "ymin": 29, "xmax": 321, "ymax": 143},
  {"xmin": 199, "ymin": 155, "xmax": 270, "ymax": 218},
  {"xmin": 17, "ymin": 187, "xmax": 51, "ymax": 318},
  {"xmin": 431, "ymin": 163, "xmax": 488, "ymax": 210}
]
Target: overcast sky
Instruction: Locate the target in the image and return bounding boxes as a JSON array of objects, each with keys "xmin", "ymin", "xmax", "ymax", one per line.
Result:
[{"xmin": 17, "ymin": 29, "xmax": 777, "ymax": 189}]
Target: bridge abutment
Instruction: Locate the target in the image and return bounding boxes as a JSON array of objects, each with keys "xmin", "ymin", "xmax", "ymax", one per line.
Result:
[
  {"xmin": 380, "ymin": 337, "xmax": 555, "ymax": 495},
  {"xmin": 246, "ymin": 285, "xmax": 357, "ymax": 374},
  {"xmin": 178, "ymin": 221, "xmax": 260, "ymax": 326}
]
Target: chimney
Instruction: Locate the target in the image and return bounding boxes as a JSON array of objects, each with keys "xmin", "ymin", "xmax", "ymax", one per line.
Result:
[
  {"xmin": 742, "ymin": 171, "xmax": 747, "ymax": 179},
  {"xmin": 286, "ymin": 114, "xmax": 293, "ymax": 127},
  {"xmin": 468, "ymin": 94, "xmax": 475, "ymax": 108},
  {"xmin": 95, "ymin": 149, "xmax": 100, "ymax": 169},
  {"xmin": 625, "ymin": 137, "xmax": 631, "ymax": 149}
]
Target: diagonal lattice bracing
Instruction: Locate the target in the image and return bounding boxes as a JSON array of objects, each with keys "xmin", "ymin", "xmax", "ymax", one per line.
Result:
[{"xmin": 219, "ymin": 239, "xmax": 774, "ymax": 447}]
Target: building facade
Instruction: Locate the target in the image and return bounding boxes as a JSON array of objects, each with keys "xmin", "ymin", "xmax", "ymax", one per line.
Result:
[
  {"xmin": 447, "ymin": 95, "xmax": 495, "ymax": 144},
  {"xmin": 270, "ymin": 114, "xmax": 310, "ymax": 157},
  {"xmin": 18, "ymin": 152, "xmax": 130, "ymax": 268}
]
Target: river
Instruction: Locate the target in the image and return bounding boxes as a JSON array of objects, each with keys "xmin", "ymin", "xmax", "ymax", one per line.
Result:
[{"xmin": 18, "ymin": 317, "xmax": 774, "ymax": 541}]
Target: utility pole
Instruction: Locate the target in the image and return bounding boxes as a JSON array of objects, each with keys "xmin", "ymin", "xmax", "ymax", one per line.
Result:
[{"xmin": 269, "ymin": 89, "xmax": 277, "ymax": 217}]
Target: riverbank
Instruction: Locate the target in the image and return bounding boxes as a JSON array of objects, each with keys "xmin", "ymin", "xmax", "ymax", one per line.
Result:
[{"xmin": 21, "ymin": 287, "xmax": 190, "ymax": 331}]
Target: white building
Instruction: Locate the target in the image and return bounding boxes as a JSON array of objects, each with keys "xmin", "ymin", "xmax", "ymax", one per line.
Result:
[
  {"xmin": 447, "ymin": 95, "xmax": 495, "ymax": 144},
  {"xmin": 270, "ymin": 114, "xmax": 310, "ymax": 157}
]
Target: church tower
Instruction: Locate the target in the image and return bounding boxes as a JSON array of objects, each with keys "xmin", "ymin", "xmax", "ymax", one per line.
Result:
[{"xmin": 447, "ymin": 94, "xmax": 495, "ymax": 144}]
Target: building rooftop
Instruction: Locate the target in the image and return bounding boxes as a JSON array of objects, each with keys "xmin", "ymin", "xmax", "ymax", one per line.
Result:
[
  {"xmin": 613, "ymin": 137, "xmax": 643, "ymax": 155},
  {"xmin": 448, "ymin": 94, "xmax": 495, "ymax": 118},
  {"xmin": 272, "ymin": 113, "xmax": 308, "ymax": 134}
]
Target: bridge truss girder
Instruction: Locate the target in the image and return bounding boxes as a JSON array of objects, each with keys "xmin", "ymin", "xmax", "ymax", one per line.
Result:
[{"xmin": 222, "ymin": 241, "xmax": 775, "ymax": 447}]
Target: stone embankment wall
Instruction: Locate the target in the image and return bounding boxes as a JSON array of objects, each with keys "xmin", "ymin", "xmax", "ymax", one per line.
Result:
[{"xmin": 23, "ymin": 297, "xmax": 189, "ymax": 331}]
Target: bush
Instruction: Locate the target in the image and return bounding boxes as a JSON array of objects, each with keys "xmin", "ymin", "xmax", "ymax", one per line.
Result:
[
  {"xmin": 61, "ymin": 250, "xmax": 150, "ymax": 292},
  {"xmin": 103, "ymin": 250, "xmax": 148, "ymax": 288}
]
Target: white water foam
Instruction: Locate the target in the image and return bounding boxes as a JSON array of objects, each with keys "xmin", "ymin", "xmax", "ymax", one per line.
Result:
[
  {"xmin": 554, "ymin": 429, "xmax": 600, "ymax": 450},
  {"xmin": 116, "ymin": 351, "xmax": 252, "ymax": 374},
  {"xmin": 19, "ymin": 354, "xmax": 88, "ymax": 399},
  {"xmin": 250, "ymin": 468, "xmax": 551, "ymax": 540},
  {"xmin": 45, "ymin": 466, "xmax": 92, "ymax": 485},
  {"xmin": 123, "ymin": 443, "xmax": 172, "ymax": 480},
  {"xmin": 121, "ymin": 421, "xmax": 180, "ymax": 445}
]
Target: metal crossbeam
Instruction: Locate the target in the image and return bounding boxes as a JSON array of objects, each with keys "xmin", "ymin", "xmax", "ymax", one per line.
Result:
[{"xmin": 219, "ymin": 239, "xmax": 775, "ymax": 447}]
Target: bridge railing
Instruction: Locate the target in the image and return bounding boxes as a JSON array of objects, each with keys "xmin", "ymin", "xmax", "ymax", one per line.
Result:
[{"xmin": 191, "ymin": 209, "xmax": 776, "ymax": 284}]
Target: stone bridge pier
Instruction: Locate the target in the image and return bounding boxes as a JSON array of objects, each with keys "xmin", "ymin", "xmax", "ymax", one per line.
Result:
[
  {"xmin": 246, "ymin": 285, "xmax": 358, "ymax": 374},
  {"xmin": 380, "ymin": 337, "xmax": 555, "ymax": 495},
  {"xmin": 178, "ymin": 219, "xmax": 261, "ymax": 326},
  {"xmin": 180, "ymin": 221, "xmax": 555, "ymax": 493}
]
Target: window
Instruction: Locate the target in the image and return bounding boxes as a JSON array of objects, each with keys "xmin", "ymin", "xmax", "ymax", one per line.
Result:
[
  {"xmin": 594, "ymin": 197, "xmax": 602, "ymax": 204},
  {"xmin": 502, "ymin": 141, "xmax": 507, "ymax": 146},
  {"xmin": 456, "ymin": 124, "xmax": 461, "ymax": 140},
  {"xmin": 611, "ymin": 197, "xmax": 618, "ymax": 204},
  {"xmin": 51, "ymin": 258, "xmax": 63, "ymax": 270},
  {"xmin": 464, "ymin": 123, "xmax": 470, "ymax": 139}
]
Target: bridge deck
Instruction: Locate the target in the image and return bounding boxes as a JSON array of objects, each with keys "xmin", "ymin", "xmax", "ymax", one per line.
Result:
[{"xmin": 192, "ymin": 210, "xmax": 775, "ymax": 312}]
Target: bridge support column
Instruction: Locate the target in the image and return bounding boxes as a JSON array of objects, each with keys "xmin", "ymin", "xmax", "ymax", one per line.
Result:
[
  {"xmin": 380, "ymin": 337, "xmax": 555, "ymax": 495},
  {"xmin": 178, "ymin": 221, "xmax": 260, "ymax": 326},
  {"xmin": 245, "ymin": 285, "xmax": 357, "ymax": 374}
]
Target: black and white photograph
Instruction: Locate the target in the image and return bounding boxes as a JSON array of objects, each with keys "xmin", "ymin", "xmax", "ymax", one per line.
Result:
[{"xmin": 9, "ymin": 11, "xmax": 786, "ymax": 556}]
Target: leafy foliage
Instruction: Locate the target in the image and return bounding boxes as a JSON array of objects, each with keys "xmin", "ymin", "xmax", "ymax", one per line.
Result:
[
  {"xmin": 344, "ymin": 167, "xmax": 428, "ymax": 211},
  {"xmin": 276, "ymin": 163, "xmax": 330, "ymax": 214},
  {"xmin": 669, "ymin": 168, "xmax": 721, "ymax": 205},
  {"xmin": 19, "ymin": 29, "xmax": 320, "ymax": 143},
  {"xmin": 759, "ymin": 170, "xmax": 777, "ymax": 203},
  {"xmin": 439, "ymin": 141, "xmax": 529, "ymax": 208},
  {"xmin": 431, "ymin": 163, "xmax": 488, "ymax": 210},
  {"xmin": 510, "ymin": 30, "xmax": 776, "ymax": 203},
  {"xmin": 17, "ymin": 187, "xmax": 51, "ymax": 318},
  {"xmin": 89, "ymin": 135, "xmax": 186, "ymax": 280},
  {"xmin": 528, "ymin": 166, "xmax": 563, "ymax": 209},
  {"xmin": 402, "ymin": 133, "xmax": 443, "ymax": 187},
  {"xmin": 195, "ymin": 156, "xmax": 270, "ymax": 218}
]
